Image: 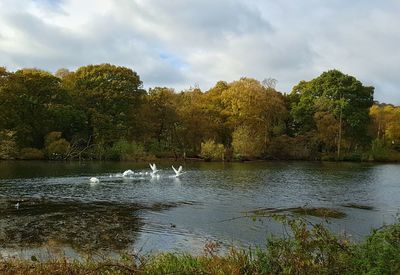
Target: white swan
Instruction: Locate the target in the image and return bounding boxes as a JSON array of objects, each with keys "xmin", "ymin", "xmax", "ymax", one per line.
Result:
[
  {"xmin": 122, "ymin": 169, "xmax": 134, "ymax": 177},
  {"xmin": 15, "ymin": 202, "xmax": 20, "ymax": 209},
  {"xmin": 149, "ymin": 163, "xmax": 160, "ymax": 174},
  {"xmin": 172, "ymin": 165, "xmax": 185, "ymax": 177},
  {"xmin": 90, "ymin": 177, "xmax": 99, "ymax": 184}
]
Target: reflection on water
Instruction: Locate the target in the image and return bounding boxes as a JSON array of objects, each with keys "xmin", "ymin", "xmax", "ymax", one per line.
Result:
[
  {"xmin": 0, "ymin": 197, "xmax": 197, "ymax": 255},
  {"xmin": 0, "ymin": 199, "xmax": 143, "ymax": 252},
  {"xmin": 0, "ymin": 161, "xmax": 399, "ymax": 258}
]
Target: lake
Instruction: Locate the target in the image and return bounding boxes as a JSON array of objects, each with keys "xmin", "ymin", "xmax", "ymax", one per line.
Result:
[{"xmin": 0, "ymin": 161, "xmax": 399, "ymax": 259}]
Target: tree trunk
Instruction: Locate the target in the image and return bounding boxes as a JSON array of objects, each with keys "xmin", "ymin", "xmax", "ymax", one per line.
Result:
[{"xmin": 337, "ymin": 103, "xmax": 343, "ymax": 160}]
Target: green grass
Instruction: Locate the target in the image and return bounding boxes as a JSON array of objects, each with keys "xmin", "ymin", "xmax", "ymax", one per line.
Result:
[{"xmin": 1, "ymin": 218, "xmax": 399, "ymax": 274}]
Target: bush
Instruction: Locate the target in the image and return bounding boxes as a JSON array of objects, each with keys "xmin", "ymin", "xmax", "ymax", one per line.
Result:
[
  {"xmin": 368, "ymin": 138, "xmax": 390, "ymax": 161},
  {"xmin": 342, "ymin": 153, "xmax": 362, "ymax": 162},
  {"xmin": 20, "ymin": 148, "xmax": 45, "ymax": 160},
  {"xmin": 200, "ymin": 140, "xmax": 225, "ymax": 161},
  {"xmin": 0, "ymin": 219, "xmax": 400, "ymax": 274},
  {"xmin": 44, "ymin": 131, "xmax": 63, "ymax": 147},
  {"xmin": 267, "ymin": 135, "xmax": 317, "ymax": 160},
  {"xmin": 107, "ymin": 139, "xmax": 147, "ymax": 161},
  {"xmin": 46, "ymin": 139, "xmax": 71, "ymax": 160},
  {"xmin": 353, "ymin": 223, "xmax": 400, "ymax": 274},
  {"xmin": 0, "ymin": 130, "xmax": 18, "ymax": 160},
  {"xmin": 44, "ymin": 132, "xmax": 71, "ymax": 160},
  {"xmin": 387, "ymin": 151, "xmax": 400, "ymax": 162},
  {"xmin": 146, "ymin": 140, "xmax": 175, "ymax": 158},
  {"xmin": 232, "ymin": 126, "xmax": 264, "ymax": 159}
]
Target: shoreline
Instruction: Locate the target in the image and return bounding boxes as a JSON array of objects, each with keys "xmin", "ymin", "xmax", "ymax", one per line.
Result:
[
  {"xmin": 1, "ymin": 220, "xmax": 399, "ymax": 274},
  {"xmin": 1, "ymin": 157, "xmax": 399, "ymax": 164}
]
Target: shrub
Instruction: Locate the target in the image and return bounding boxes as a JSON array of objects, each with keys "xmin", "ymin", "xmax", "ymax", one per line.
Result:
[
  {"xmin": 20, "ymin": 148, "xmax": 45, "ymax": 160},
  {"xmin": 43, "ymin": 132, "xmax": 71, "ymax": 160},
  {"xmin": 107, "ymin": 139, "xmax": 147, "ymax": 161},
  {"xmin": 368, "ymin": 138, "xmax": 390, "ymax": 161},
  {"xmin": 262, "ymin": 217, "xmax": 354, "ymax": 274},
  {"xmin": 267, "ymin": 135, "xmax": 316, "ymax": 160},
  {"xmin": 353, "ymin": 221, "xmax": 400, "ymax": 274},
  {"xmin": 200, "ymin": 140, "xmax": 225, "ymax": 161},
  {"xmin": 0, "ymin": 130, "xmax": 18, "ymax": 160},
  {"xmin": 232, "ymin": 126, "xmax": 264, "ymax": 159},
  {"xmin": 44, "ymin": 131, "xmax": 63, "ymax": 147},
  {"xmin": 0, "ymin": 219, "xmax": 400, "ymax": 274},
  {"xmin": 342, "ymin": 152, "xmax": 362, "ymax": 162},
  {"xmin": 146, "ymin": 140, "xmax": 175, "ymax": 158},
  {"xmin": 46, "ymin": 139, "xmax": 71, "ymax": 160}
]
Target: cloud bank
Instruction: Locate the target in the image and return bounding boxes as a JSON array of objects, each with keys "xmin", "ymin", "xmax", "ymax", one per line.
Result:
[{"xmin": 0, "ymin": 0, "xmax": 399, "ymax": 103}]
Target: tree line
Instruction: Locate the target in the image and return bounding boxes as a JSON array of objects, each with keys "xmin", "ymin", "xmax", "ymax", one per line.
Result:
[{"xmin": 0, "ymin": 64, "xmax": 399, "ymax": 161}]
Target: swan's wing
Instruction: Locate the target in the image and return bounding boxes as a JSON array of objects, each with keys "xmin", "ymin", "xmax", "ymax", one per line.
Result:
[
  {"xmin": 172, "ymin": 165, "xmax": 178, "ymax": 175},
  {"xmin": 149, "ymin": 163, "xmax": 155, "ymax": 171},
  {"xmin": 178, "ymin": 166, "xmax": 183, "ymax": 173},
  {"xmin": 123, "ymin": 169, "xmax": 132, "ymax": 176},
  {"xmin": 153, "ymin": 164, "xmax": 157, "ymax": 170}
]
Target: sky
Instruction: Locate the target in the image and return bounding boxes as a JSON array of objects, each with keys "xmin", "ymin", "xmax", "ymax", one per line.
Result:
[{"xmin": 0, "ymin": 0, "xmax": 399, "ymax": 104}]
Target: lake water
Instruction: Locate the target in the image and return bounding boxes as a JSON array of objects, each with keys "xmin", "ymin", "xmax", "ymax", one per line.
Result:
[{"xmin": 0, "ymin": 161, "xmax": 399, "ymax": 259}]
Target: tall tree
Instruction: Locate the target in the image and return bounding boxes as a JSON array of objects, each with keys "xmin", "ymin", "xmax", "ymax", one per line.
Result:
[
  {"xmin": 204, "ymin": 81, "xmax": 231, "ymax": 146},
  {"xmin": 65, "ymin": 64, "xmax": 145, "ymax": 145},
  {"xmin": 144, "ymin": 87, "xmax": 179, "ymax": 147},
  {"xmin": 0, "ymin": 68, "xmax": 83, "ymax": 148},
  {"xmin": 291, "ymin": 70, "xmax": 374, "ymax": 156},
  {"xmin": 221, "ymin": 77, "xmax": 287, "ymax": 156},
  {"xmin": 370, "ymin": 104, "xmax": 400, "ymax": 149}
]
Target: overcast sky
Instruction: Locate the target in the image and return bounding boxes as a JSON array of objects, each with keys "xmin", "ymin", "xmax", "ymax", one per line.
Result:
[{"xmin": 0, "ymin": 0, "xmax": 399, "ymax": 104}]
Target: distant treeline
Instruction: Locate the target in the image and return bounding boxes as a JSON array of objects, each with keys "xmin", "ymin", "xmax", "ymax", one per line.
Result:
[{"xmin": 0, "ymin": 64, "xmax": 399, "ymax": 161}]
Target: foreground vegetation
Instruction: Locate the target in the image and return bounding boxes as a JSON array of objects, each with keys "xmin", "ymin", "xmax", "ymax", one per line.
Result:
[
  {"xmin": 0, "ymin": 65, "xmax": 399, "ymax": 162},
  {"xmin": 1, "ymin": 218, "xmax": 399, "ymax": 274}
]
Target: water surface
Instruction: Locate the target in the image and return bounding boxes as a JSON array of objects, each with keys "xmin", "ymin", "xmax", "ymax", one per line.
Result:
[{"xmin": 0, "ymin": 161, "xmax": 399, "ymax": 258}]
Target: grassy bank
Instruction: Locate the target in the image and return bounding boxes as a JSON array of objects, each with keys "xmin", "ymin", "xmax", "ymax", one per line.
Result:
[{"xmin": 1, "ymin": 218, "xmax": 399, "ymax": 274}]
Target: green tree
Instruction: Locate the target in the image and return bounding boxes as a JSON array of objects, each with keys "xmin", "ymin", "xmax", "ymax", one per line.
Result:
[
  {"xmin": 291, "ymin": 70, "xmax": 374, "ymax": 157},
  {"xmin": 0, "ymin": 68, "xmax": 83, "ymax": 148},
  {"xmin": 66, "ymin": 64, "xmax": 145, "ymax": 146},
  {"xmin": 145, "ymin": 87, "xmax": 179, "ymax": 144}
]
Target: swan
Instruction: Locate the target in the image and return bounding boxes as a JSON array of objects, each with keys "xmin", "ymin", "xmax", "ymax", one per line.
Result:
[
  {"xmin": 172, "ymin": 165, "xmax": 185, "ymax": 177},
  {"xmin": 90, "ymin": 177, "xmax": 99, "ymax": 184},
  {"xmin": 149, "ymin": 163, "xmax": 160, "ymax": 174},
  {"xmin": 15, "ymin": 202, "xmax": 20, "ymax": 209},
  {"xmin": 122, "ymin": 169, "xmax": 134, "ymax": 177}
]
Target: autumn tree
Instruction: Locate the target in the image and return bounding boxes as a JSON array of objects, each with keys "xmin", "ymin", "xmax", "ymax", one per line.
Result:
[
  {"xmin": 175, "ymin": 88, "xmax": 216, "ymax": 155},
  {"xmin": 370, "ymin": 104, "xmax": 400, "ymax": 150},
  {"xmin": 204, "ymin": 81, "xmax": 232, "ymax": 146},
  {"xmin": 141, "ymin": 87, "xmax": 179, "ymax": 154},
  {"xmin": 221, "ymin": 78, "xmax": 287, "ymax": 157}
]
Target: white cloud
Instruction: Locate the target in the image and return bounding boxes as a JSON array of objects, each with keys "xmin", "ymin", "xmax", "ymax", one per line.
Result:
[{"xmin": 0, "ymin": 0, "xmax": 399, "ymax": 103}]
